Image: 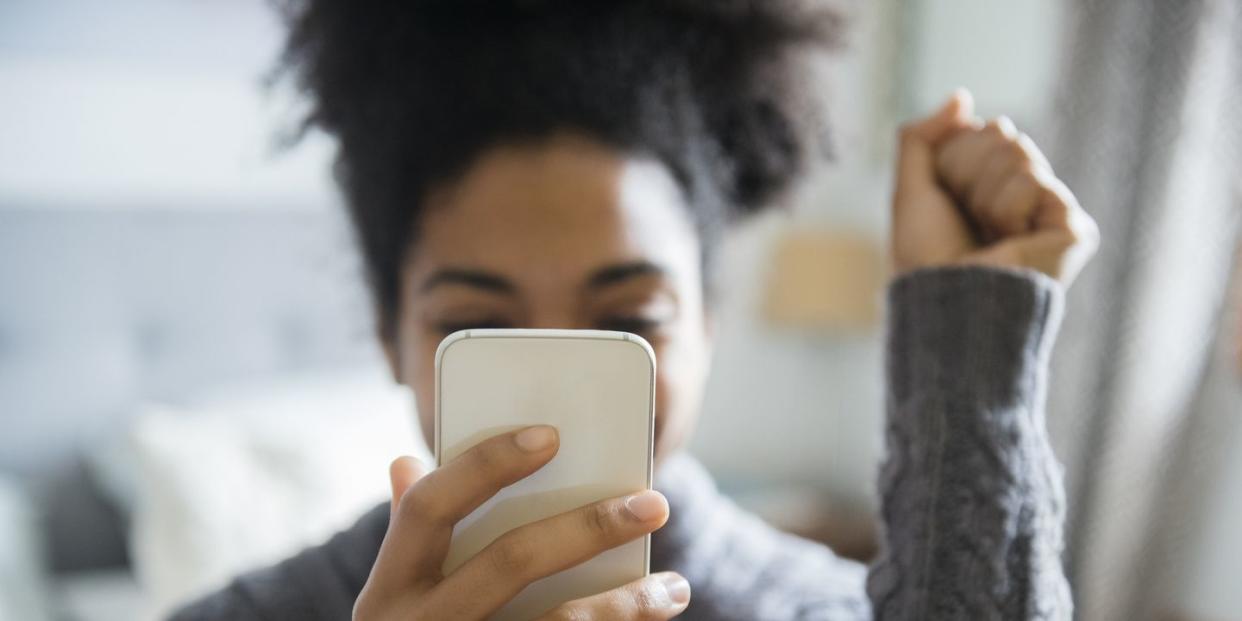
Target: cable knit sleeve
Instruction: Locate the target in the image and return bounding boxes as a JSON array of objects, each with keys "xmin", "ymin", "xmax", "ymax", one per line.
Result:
[{"xmin": 866, "ymin": 266, "xmax": 1072, "ymax": 620}]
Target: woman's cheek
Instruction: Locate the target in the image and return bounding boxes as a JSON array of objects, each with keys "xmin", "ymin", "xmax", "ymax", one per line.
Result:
[{"xmin": 650, "ymin": 335, "xmax": 709, "ymax": 460}]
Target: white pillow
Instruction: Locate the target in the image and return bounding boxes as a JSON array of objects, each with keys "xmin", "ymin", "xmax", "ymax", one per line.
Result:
[
  {"xmin": 127, "ymin": 370, "xmax": 426, "ymax": 618},
  {"xmin": 0, "ymin": 474, "xmax": 53, "ymax": 621}
]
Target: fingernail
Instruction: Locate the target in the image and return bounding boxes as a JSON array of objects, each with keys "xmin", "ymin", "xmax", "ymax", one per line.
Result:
[
  {"xmin": 624, "ymin": 490, "xmax": 667, "ymax": 522},
  {"xmin": 660, "ymin": 573, "xmax": 691, "ymax": 606},
  {"xmin": 514, "ymin": 425, "xmax": 557, "ymax": 452}
]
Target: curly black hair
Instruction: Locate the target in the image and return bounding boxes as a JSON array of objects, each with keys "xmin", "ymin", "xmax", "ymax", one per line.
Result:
[{"xmin": 277, "ymin": 0, "xmax": 842, "ymax": 340}]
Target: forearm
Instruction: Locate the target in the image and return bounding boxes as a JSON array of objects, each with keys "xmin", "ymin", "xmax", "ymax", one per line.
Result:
[{"xmin": 867, "ymin": 266, "xmax": 1072, "ymax": 620}]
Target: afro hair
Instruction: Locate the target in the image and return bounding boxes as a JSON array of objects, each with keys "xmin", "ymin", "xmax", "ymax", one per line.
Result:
[{"xmin": 277, "ymin": 0, "xmax": 843, "ymax": 338}]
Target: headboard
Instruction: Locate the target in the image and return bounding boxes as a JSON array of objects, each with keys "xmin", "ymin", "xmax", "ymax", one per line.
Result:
[{"xmin": 0, "ymin": 207, "xmax": 384, "ymax": 571}]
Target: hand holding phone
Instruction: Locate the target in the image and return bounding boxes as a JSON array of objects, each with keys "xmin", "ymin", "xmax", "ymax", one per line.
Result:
[{"xmin": 352, "ymin": 330, "xmax": 690, "ymax": 621}]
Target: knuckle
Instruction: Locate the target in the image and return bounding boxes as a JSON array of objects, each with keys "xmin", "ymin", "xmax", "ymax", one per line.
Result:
[
  {"xmin": 630, "ymin": 582, "xmax": 666, "ymax": 615},
  {"xmin": 487, "ymin": 536, "xmax": 535, "ymax": 578},
  {"xmin": 470, "ymin": 439, "xmax": 512, "ymax": 482},
  {"xmin": 351, "ymin": 593, "xmax": 375, "ymax": 621},
  {"xmin": 1040, "ymin": 186, "xmax": 1071, "ymax": 216},
  {"xmin": 1063, "ymin": 209, "xmax": 1099, "ymax": 251},
  {"xmin": 988, "ymin": 115, "xmax": 1018, "ymax": 137},
  {"xmin": 1004, "ymin": 142, "xmax": 1033, "ymax": 168},
  {"xmin": 583, "ymin": 502, "xmax": 618, "ymax": 538},
  {"xmin": 986, "ymin": 143, "xmax": 1027, "ymax": 176},
  {"xmin": 395, "ymin": 483, "xmax": 450, "ymax": 526},
  {"xmin": 396, "ymin": 485, "xmax": 431, "ymax": 520}
]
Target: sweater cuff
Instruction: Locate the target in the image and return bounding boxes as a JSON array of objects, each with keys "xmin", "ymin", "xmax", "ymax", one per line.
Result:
[{"xmin": 886, "ymin": 266, "xmax": 1064, "ymax": 409}]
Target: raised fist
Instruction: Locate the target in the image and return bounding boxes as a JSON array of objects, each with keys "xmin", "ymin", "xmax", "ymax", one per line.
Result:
[{"xmin": 891, "ymin": 89, "xmax": 1099, "ymax": 286}]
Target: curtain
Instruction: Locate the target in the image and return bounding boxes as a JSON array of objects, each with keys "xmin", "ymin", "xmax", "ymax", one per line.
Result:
[{"xmin": 1042, "ymin": 0, "xmax": 1242, "ymax": 619}]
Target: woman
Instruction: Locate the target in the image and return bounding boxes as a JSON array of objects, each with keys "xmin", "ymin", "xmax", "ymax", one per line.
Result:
[{"xmin": 175, "ymin": 1, "xmax": 1097, "ymax": 619}]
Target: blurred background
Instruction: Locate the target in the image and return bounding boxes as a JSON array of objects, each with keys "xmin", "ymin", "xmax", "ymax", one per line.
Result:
[{"xmin": 1, "ymin": 1, "xmax": 1239, "ymax": 620}]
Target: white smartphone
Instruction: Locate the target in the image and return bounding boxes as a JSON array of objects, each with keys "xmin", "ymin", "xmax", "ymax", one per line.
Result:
[{"xmin": 435, "ymin": 328, "xmax": 656, "ymax": 621}]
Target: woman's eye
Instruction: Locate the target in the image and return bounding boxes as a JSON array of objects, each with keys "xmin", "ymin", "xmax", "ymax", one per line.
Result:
[{"xmin": 597, "ymin": 317, "xmax": 662, "ymax": 335}]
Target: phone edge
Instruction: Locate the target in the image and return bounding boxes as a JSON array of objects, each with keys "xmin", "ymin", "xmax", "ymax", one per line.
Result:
[{"xmin": 433, "ymin": 328, "xmax": 658, "ymax": 576}]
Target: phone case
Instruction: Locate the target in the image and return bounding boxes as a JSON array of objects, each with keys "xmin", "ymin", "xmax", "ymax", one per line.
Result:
[{"xmin": 435, "ymin": 329, "xmax": 656, "ymax": 620}]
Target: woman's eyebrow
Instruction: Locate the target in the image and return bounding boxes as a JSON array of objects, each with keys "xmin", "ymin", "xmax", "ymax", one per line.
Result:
[
  {"xmin": 419, "ymin": 268, "xmax": 516, "ymax": 295},
  {"xmin": 586, "ymin": 261, "xmax": 665, "ymax": 290}
]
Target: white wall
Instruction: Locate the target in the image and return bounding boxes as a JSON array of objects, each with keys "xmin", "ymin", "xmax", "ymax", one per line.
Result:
[
  {"xmin": 906, "ymin": 0, "xmax": 1065, "ymax": 126},
  {"xmin": 0, "ymin": 0, "xmax": 334, "ymax": 210}
]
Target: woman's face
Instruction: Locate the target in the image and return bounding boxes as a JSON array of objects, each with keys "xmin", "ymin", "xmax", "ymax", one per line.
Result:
[{"xmin": 387, "ymin": 133, "xmax": 714, "ymax": 462}]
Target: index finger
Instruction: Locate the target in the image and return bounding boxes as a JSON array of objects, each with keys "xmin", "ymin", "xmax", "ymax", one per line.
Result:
[
  {"xmin": 371, "ymin": 426, "xmax": 560, "ymax": 590},
  {"xmin": 423, "ymin": 490, "xmax": 670, "ymax": 619}
]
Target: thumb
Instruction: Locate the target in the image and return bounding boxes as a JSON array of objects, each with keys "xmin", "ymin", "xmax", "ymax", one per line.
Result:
[
  {"xmin": 389, "ymin": 455, "xmax": 426, "ymax": 515},
  {"xmin": 895, "ymin": 89, "xmax": 975, "ymax": 199},
  {"xmin": 964, "ymin": 229, "xmax": 1077, "ymax": 279},
  {"xmin": 906, "ymin": 88, "xmax": 975, "ymax": 144}
]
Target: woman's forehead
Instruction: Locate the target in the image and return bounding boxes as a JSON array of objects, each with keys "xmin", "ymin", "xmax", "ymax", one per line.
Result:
[{"xmin": 408, "ymin": 135, "xmax": 700, "ymax": 289}]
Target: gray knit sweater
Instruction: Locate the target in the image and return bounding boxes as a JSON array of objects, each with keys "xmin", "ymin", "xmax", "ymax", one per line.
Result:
[{"xmin": 171, "ymin": 266, "xmax": 1072, "ymax": 620}]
